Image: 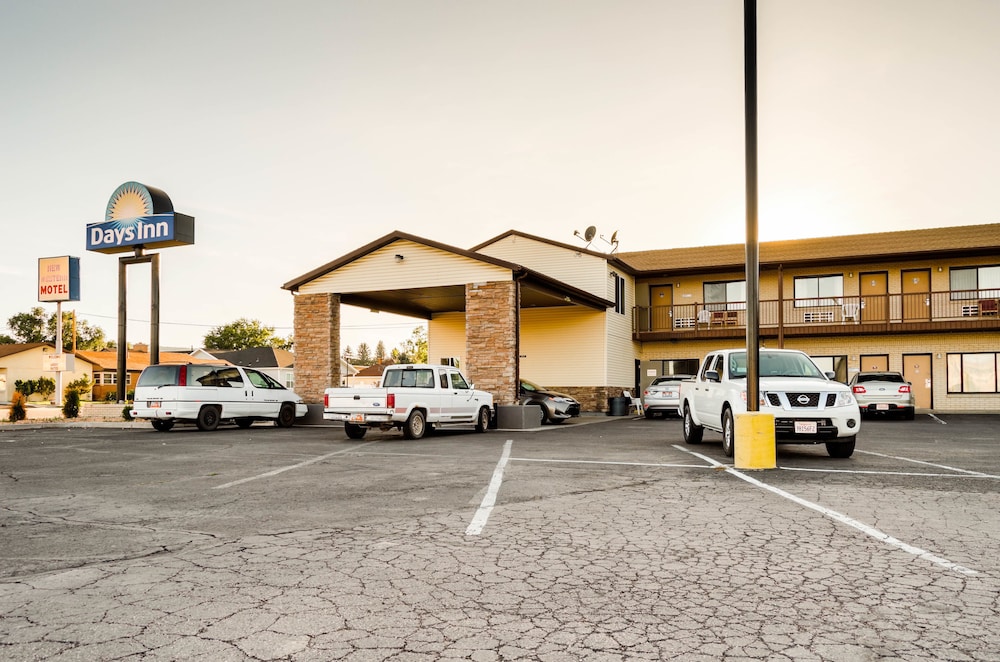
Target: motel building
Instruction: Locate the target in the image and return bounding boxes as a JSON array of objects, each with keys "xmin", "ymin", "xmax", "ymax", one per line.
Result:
[{"xmin": 284, "ymin": 222, "xmax": 1000, "ymax": 415}]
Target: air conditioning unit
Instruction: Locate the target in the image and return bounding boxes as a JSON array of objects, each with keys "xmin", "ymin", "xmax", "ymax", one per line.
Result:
[{"xmin": 440, "ymin": 357, "xmax": 460, "ymax": 367}]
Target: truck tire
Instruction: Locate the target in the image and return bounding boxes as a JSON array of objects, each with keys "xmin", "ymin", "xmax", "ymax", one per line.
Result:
[
  {"xmin": 344, "ymin": 423, "xmax": 367, "ymax": 439},
  {"xmin": 721, "ymin": 408, "xmax": 735, "ymax": 457},
  {"xmin": 403, "ymin": 410, "xmax": 426, "ymax": 440},
  {"xmin": 475, "ymin": 406, "xmax": 490, "ymax": 433},
  {"xmin": 682, "ymin": 404, "xmax": 703, "ymax": 444},
  {"xmin": 196, "ymin": 406, "xmax": 220, "ymax": 432},
  {"xmin": 276, "ymin": 403, "xmax": 296, "ymax": 428},
  {"xmin": 826, "ymin": 436, "xmax": 856, "ymax": 458}
]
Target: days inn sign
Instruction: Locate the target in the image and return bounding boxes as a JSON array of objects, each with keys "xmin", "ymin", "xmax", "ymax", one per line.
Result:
[{"xmin": 86, "ymin": 182, "xmax": 195, "ymax": 254}]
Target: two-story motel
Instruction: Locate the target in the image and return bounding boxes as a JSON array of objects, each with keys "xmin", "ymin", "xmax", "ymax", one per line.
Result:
[{"xmin": 284, "ymin": 222, "xmax": 1000, "ymax": 414}]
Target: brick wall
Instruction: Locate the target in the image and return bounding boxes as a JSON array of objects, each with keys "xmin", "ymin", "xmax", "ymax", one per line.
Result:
[
  {"xmin": 293, "ymin": 293, "xmax": 341, "ymax": 404},
  {"xmin": 466, "ymin": 281, "xmax": 518, "ymax": 405}
]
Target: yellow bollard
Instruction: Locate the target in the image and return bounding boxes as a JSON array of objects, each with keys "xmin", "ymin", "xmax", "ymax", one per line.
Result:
[{"xmin": 734, "ymin": 412, "xmax": 776, "ymax": 470}]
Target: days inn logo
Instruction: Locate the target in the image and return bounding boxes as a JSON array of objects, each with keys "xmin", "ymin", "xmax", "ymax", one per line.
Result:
[{"xmin": 86, "ymin": 182, "xmax": 195, "ymax": 254}]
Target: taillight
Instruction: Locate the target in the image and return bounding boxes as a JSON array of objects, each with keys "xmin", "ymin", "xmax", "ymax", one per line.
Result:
[
  {"xmin": 324, "ymin": 393, "xmax": 329, "ymax": 407},
  {"xmin": 387, "ymin": 393, "xmax": 395, "ymax": 408},
  {"xmin": 899, "ymin": 385, "xmax": 911, "ymax": 393},
  {"xmin": 178, "ymin": 365, "xmax": 187, "ymax": 386},
  {"xmin": 852, "ymin": 385, "xmax": 866, "ymax": 394}
]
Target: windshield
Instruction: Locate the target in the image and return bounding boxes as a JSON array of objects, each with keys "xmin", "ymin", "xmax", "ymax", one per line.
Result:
[{"xmin": 728, "ymin": 351, "xmax": 826, "ymax": 379}]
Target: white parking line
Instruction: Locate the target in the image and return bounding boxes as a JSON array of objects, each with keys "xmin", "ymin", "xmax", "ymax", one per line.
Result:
[
  {"xmin": 673, "ymin": 445, "xmax": 979, "ymax": 576},
  {"xmin": 465, "ymin": 439, "xmax": 512, "ymax": 536},
  {"xmin": 855, "ymin": 450, "xmax": 996, "ymax": 477},
  {"xmin": 928, "ymin": 413, "xmax": 948, "ymax": 424},
  {"xmin": 511, "ymin": 457, "xmax": 708, "ymax": 469},
  {"xmin": 781, "ymin": 467, "xmax": 999, "ymax": 479},
  {"xmin": 213, "ymin": 441, "xmax": 380, "ymax": 489}
]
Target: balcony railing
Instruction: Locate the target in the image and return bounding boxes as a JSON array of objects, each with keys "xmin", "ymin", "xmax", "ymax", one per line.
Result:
[{"xmin": 633, "ymin": 290, "xmax": 1000, "ymax": 339}]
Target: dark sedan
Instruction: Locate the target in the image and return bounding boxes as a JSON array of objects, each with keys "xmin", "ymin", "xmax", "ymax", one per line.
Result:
[{"xmin": 518, "ymin": 379, "xmax": 581, "ymax": 424}]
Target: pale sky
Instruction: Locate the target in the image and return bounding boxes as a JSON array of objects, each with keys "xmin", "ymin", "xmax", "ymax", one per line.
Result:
[{"xmin": 1, "ymin": 0, "xmax": 998, "ymax": 352}]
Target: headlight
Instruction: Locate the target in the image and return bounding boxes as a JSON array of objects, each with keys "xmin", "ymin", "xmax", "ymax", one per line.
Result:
[
  {"xmin": 833, "ymin": 391, "xmax": 856, "ymax": 407},
  {"xmin": 553, "ymin": 397, "xmax": 575, "ymax": 404},
  {"xmin": 740, "ymin": 391, "xmax": 767, "ymax": 407}
]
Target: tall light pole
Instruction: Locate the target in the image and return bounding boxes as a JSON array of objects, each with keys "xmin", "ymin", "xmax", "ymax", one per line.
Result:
[{"xmin": 744, "ymin": 0, "xmax": 760, "ymax": 410}]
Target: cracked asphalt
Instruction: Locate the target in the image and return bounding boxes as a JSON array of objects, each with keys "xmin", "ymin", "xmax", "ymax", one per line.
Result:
[{"xmin": 1, "ymin": 414, "xmax": 998, "ymax": 660}]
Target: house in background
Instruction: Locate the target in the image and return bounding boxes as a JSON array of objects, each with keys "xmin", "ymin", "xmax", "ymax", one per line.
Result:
[
  {"xmin": 194, "ymin": 347, "xmax": 298, "ymax": 388},
  {"xmin": 0, "ymin": 344, "xmax": 95, "ymax": 403},
  {"xmin": 348, "ymin": 362, "xmax": 391, "ymax": 388}
]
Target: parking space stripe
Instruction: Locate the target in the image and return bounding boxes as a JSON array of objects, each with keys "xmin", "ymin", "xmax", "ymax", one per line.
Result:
[
  {"xmin": 213, "ymin": 441, "xmax": 381, "ymax": 489},
  {"xmin": 674, "ymin": 445, "xmax": 979, "ymax": 576},
  {"xmin": 511, "ymin": 457, "xmax": 707, "ymax": 469},
  {"xmin": 465, "ymin": 439, "xmax": 512, "ymax": 536},
  {"xmin": 856, "ymin": 450, "xmax": 995, "ymax": 477}
]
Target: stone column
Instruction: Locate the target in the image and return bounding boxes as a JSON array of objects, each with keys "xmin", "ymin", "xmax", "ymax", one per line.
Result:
[
  {"xmin": 466, "ymin": 280, "xmax": 518, "ymax": 405},
  {"xmin": 293, "ymin": 292, "xmax": 340, "ymax": 404}
]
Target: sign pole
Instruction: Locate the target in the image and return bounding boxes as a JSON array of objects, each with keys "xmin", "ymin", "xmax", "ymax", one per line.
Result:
[{"xmin": 55, "ymin": 301, "xmax": 63, "ymax": 407}]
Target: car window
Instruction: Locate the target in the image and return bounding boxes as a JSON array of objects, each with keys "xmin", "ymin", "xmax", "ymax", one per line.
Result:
[
  {"xmin": 245, "ymin": 369, "xmax": 273, "ymax": 389},
  {"xmin": 700, "ymin": 355, "xmax": 717, "ymax": 380},
  {"xmin": 450, "ymin": 372, "xmax": 470, "ymax": 389},
  {"xmin": 190, "ymin": 366, "xmax": 234, "ymax": 387},
  {"xmin": 216, "ymin": 368, "xmax": 244, "ymax": 388},
  {"xmin": 439, "ymin": 372, "xmax": 448, "ymax": 389},
  {"xmin": 136, "ymin": 365, "xmax": 179, "ymax": 387},
  {"xmin": 858, "ymin": 373, "xmax": 904, "ymax": 383}
]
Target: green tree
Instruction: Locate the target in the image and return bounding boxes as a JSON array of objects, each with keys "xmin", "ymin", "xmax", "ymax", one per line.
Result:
[
  {"xmin": 395, "ymin": 326, "xmax": 428, "ymax": 364},
  {"xmin": 374, "ymin": 340, "xmax": 386, "ymax": 364},
  {"xmin": 203, "ymin": 318, "xmax": 291, "ymax": 350},
  {"xmin": 355, "ymin": 342, "xmax": 372, "ymax": 366},
  {"xmin": 0, "ymin": 334, "xmax": 15, "ymax": 344},
  {"xmin": 342, "ymin": 345, "xmax": 353, "ymax": 362},
  {"xmin": 5, "ymin": 308, "xmax": 108, "ymax": 350}
]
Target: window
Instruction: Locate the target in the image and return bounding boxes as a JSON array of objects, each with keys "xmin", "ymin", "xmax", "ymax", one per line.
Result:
[
  {"xmin": 450, "ymin": 372, "xmax": 470, "ymax": 389},
  {"xmin": 947, "ymin": 353, "xmax": 999, "ymax": 393},
  {"xmin": 950, "ymin": 265, "xmax": 1000, "ymax": 300},
  {"xmin": 704, "ymin": 280, "xmax": 746, "ymax": 311},
  {"xmin": 98, "ymin": 371, "xmax": 117, "ymax": 385},
  {"xmin": 794, "ymin": 275, "xmax": 843, "ymax": 307},
  {"xmin": 612, "ymin": 273, "xmax": 626, "ymax": 314}
]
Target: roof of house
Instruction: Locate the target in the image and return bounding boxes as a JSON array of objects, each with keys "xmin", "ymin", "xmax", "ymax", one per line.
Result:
[
  {"xmin": 75, "ymin": 350, "xmax": 226, "ymax": 372},
  {"xmin": 615, "ymin": 223, "xmax": 1000, "ymax": 274},
  {"xmin": 356, "ymin": 362, "xmax": 392, "ymax": 377},
  {"xmin": 0, "ymin": 343, "xmax": 57, "ymax": 359},
  {"xmin": 202, "ymin": 347, "xmax": 295, "ymax": 369}
]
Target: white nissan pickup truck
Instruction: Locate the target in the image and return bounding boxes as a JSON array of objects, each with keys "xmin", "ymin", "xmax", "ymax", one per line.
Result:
[
  {"xmin": 324, "ymin": 364, "xmax": 493, "ymax": 439},
  {"xmin": 678, "ymin": 348, "xmax": 861, "ymax": 458}
]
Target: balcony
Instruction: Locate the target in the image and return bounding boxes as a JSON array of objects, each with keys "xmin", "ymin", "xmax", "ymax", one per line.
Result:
[{"xmin": 633, "ymin": 291, "xmax": 1000, "ymax": 341}]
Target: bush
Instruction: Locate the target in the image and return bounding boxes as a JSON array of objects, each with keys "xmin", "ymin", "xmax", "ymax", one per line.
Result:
[
  {"xmin": 63, "ymin": 389, "xmax": 81, "ymax": 418},
  {"xmin": 8, "ymin": 392, "xmax": 27, "ymax": 422},
  {"xmin": 122, "ymin": 405, "xmax": 133, "ymax": 421},
  {"xmin": 14, "ymin": 379, "xmax": 35, "ymax": 397},
  {"xmin": 66, "ymin": 375, "xmax": 92, "ymax": 398},
  {"xmin": 35, "ymin": 377, "xmax": 56, "ymax": 400}
]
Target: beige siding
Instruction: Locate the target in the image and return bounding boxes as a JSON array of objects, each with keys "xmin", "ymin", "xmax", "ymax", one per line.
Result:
[
  {"xmin": 428, "ymin": 313, "xmax": 467, "ymax": 369},
  {"xmin": 607, "ymin": 271, "xmax": 639, "ymax": 388},
  {"xmin": 478, "ymin": 235, "xmax": 609, "ymax": 297},
  {"xmin": 520, "ymin": 308, "xmax": 605, "ymax": 386},
  {"xmin": 299, "ymin": 240, "xmax": 511, "ymax": 294}
]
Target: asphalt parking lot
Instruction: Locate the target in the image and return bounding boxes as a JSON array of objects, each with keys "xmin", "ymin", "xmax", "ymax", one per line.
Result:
[{"xmin": 1, "ymin": 413, "xmax": 998, "ymax": 661}]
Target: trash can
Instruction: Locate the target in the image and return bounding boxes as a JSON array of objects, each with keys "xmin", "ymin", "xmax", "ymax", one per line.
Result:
[{"xmin": 607, "ymin": 396, "xmax": 630, "ymax": 416}]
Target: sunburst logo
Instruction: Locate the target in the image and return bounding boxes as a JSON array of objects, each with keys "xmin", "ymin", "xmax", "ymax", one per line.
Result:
[{"xmin": 106, "ymin": 182, "xmax": 154, "ymax": 221}]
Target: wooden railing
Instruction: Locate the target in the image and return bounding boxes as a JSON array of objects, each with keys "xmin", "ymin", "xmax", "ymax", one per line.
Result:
[{"xmin": 633, "ymin": 290, "xmax": 1000, "ymax": 337}]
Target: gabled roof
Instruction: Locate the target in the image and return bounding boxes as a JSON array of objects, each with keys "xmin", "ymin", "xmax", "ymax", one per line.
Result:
[
  {"xmin": 616, "ymin": 223, "xmax": 1000, "ymax": 275},
  {"xmin": 283, "ymin": 230, "xmax": 613, "ymax": 313},
  {"xmin": 470, "ymin": 229, "xmax": 632, "ymax": 271},
  {"xmin": 0, "ymin": 343, "xmax": 56, "ymax": 359},
  {"xmin": 203, "ymin": 347, "xmax": 295, "ymax": 369},
  {"xmin": 75, "ymin": 350, "xmax": 227, "ymax": 372}
]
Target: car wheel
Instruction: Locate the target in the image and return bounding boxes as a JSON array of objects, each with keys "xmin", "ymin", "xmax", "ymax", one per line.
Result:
[
  {"xmin": 151, "ymin": 420, "xmax": 174, "ymax": 432},
  {"xmin": 904, "ymin": 407, "xmax": 915, "ymax": 421},
  {"xmin": 403, "ymin": 410, "xmax": 426, "ymax": 439},
  {"xmin": 721, "ymin": 408, "xmax": 735, "ymax": 457},
  {"xmin": 826, "ymin": 436, "xmax": 856, "ymax": 458},
  {"xmin": 235, "ymin": 418, "xmax": 253, "ymax": 429},
  {"xmin": 475, "ymin": 406, "xmax": 491, "ymax": 433},
  {"xmin": 644, "ymin": 409, "xmax": 654, "ymax": 419},
  {"xmin": 196, "ymin": 406, "xmax": 220, "ymax": 432},
  {"xmin": 682, "ymin": 404, "xmax": 703, "ymax": 444},
  {"xmin": 344, "ymin": 423, "xmax": 367, "ymax": 439},
  {"xmin": 276, "ymin": 403, "xmax": 295, "ymax": 428}
]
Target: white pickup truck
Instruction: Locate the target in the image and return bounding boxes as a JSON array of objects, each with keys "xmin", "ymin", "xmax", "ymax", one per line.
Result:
[
  {"xmin": 324, "ymin": 364, "xmax": 493, "ymax": 440},
  {"xmin": 678, "ymin": 348, "xmax": 861, "ymax": 458}
]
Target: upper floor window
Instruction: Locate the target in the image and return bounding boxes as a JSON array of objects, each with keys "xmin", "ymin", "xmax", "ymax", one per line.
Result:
[
  {"xmin": 794, "ymin": 275, "xmax": 843, "ymax": 307},
  {"xmin": 950, "ymin": 265, "xmax": 1000, "ymax": 300},
  {"xmin": 612, "ymin": 273, "xmax": 626, "ymax": 314},
  {"xmin": 704, "ymin": 280, "xmax": 746, "ymax": 311}
]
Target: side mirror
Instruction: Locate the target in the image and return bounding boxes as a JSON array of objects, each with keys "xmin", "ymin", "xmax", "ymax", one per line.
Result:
[
  {"xmin": 705, "ymin": 370, "xmax": 721, "ymax": 383},
  {"xmin": 824, "ymin": 371, "xmax": 836, "ymax": 380}
]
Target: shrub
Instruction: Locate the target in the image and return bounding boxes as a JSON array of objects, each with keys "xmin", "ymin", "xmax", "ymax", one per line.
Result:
[
  {"xmin": 35, "ymin": 377, "xmax": 56, "ymax": 400},
  {"xmin": 122, "ymin": 405, "xmax": 133, "ymax": 421},
  {"xmin": 66, "ymin": 375, "xmax": 92, "ymax": 398},
  {"xmin": 8, "ymin": 392, "xmax": 27, "ymax": 422},
  {"xmin": 14, "ymin": 379, "xmax": 35, "ymax": 397},
  {"xmin": 63, "ymin": 389, "xmax": 81, "ymax": 418},
  {"xmin": 104, "ymin": 392, "xmax": 117, "ymax": 402}
]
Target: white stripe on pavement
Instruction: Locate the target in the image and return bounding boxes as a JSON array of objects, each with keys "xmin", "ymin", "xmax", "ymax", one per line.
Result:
[{"xmin": 466, "ymin": 439, "xmax": 513, "ymax": 536}]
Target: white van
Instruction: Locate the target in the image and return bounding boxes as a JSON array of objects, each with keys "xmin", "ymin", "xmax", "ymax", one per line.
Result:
[{"xmin": 130, "ymin": 363, "xmax": 308, "ymax": 432}]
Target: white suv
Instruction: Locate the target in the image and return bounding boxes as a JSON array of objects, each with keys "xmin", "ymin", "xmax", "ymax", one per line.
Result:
[{"xmin": 130, "ymin": 363, "xmax": 308, "ymax": 431}]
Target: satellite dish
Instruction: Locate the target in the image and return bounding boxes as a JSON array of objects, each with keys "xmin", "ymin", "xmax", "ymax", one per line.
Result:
[
  {"xmin": 610, "ymin": 231, "xmax": 618, "ymax": 244},
  {"xmin": 584, "ymin": 226, "xmax": 597, "ymax": 242}
]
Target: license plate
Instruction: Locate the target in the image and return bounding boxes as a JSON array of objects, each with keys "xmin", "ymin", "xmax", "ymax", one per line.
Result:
[
  {"xmin": 876, "ymin": 403, "xmax": 889, "ymax": 410},
  {"xmin": 349, "ymin": 413, "xmax": 365, "ymax": 423},
  {"xmin": 148, "ymin": 401, "xmax": 161, "ymax": 408},
  {"xmin": 794, "ymin": 421, "xmax": 818, "ymax": 434}
]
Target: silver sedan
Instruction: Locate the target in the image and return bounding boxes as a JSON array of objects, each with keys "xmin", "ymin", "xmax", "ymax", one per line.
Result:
[
  {"xmin": 641, "ymin": 375, "xmax": 691, "ymax": 419},
  {"xmin": 849, "ymin": 371, "xmax": 916, "ymax": 419}
]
